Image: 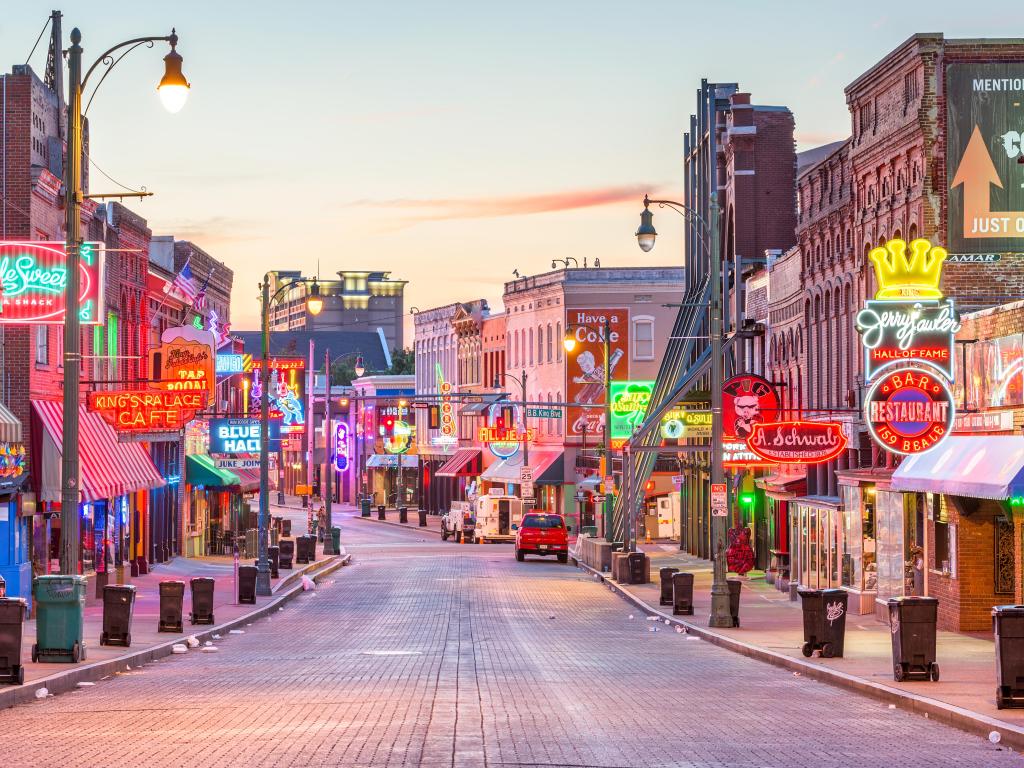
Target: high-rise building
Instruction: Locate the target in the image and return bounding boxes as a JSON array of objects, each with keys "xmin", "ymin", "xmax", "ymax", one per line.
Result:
[{"xmin": 266, "ymin": 270, "xmax": 407, "ymax": 350}]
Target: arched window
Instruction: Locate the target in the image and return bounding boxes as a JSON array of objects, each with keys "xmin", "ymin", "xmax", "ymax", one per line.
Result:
[
  {"xmin": 556, "ymin": 322, "xmax": 563, "ymax": 362},
  {"xmin": 537, "ymin": 325, "xmax": 543, "ymax": 365},
  {"xmin": 546, "ymin": 324, "xmax": 553, "ymax": 363},
  {"xmin": 909, "ymin": 223, "xmax": 918, "ymax": 241},
  {"xmin": 528, "ymin": 328, "xmax": 534, "ymax": 366}
]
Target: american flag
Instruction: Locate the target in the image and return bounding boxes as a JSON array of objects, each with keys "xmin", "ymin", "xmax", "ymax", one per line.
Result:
[
  {"xmin": 171, "ymin": 258, "xmax": 199, "ymax": 302},
  {"xmin": 194, "ymin": 273, "xmax": 210, "ymax": 311}
]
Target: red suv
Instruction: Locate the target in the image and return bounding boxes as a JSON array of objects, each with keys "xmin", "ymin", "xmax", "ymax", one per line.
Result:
[{"xmin": 515, "ymin": 513, "xmax": 569, "ymax": 563}]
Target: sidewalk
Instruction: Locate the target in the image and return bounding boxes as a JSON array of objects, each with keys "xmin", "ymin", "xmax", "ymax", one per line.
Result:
[
  {"xmin": 579, "ymin": 542, "xmax": 1024, "ymax": 749},
  {"xmin": 2, "ymin": 510, "xmax": 348, "ymax": 708},
  {"xmin": 348, "ymin": 506, "xmax": 445, "ymax": 537}
]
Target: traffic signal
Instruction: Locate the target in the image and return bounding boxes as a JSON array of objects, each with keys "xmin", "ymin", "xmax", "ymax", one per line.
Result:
[
  {"xmin": 382, "ymin": 415, "xmax": 396, "ymax": 437},
  {"xmin": 739, "ymin": 492, "xmax": 755, "ymax": 508}
]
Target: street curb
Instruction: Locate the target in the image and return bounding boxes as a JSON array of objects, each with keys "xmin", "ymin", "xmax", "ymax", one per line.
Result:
[
  {"xmin": 0, "ymin": 553, "xmax": 351, "ymax": 710},
  {"xmin": 575, "ymin": 560, "xmax": 1024, "ymax": 751},
  {"xmin": 350, "ymin": 513, "xmax": 442, "ymax": 537}
]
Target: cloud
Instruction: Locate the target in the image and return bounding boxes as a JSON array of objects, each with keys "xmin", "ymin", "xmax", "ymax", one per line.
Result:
[
  {"xmin": 795, "ymin": 131, "xmax": 848, "ymax": 147},
  {"xmin": 350, "ymin": 184, "xmax": 654, "ymax": 224},
  {"xmin": 152, "ymin": 216, "xmax": 263, "ymax": 244}
]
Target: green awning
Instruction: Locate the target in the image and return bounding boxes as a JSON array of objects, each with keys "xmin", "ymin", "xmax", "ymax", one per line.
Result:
[{"xmin": 186, "ymin": 454, "xmax": 241, "ymax": 488}]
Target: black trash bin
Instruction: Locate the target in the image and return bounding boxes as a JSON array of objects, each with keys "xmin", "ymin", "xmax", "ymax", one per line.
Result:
[
  {"xmin": 0, "ymin": 597, "xmax": 27, "ymax": 685},
  {"xmin": 295, "ymin": 535, "xmax": 310, "ymax": 565},
  {"xmin": 993, "ymin": 605, "xmax": 1024, "ymax": 708},
  {"xmin": 307, "ymin": 534, "xmax": 318, "ymax": 562},
  {"xmin": 268, "ymin": 545, "xmax": 280, "ymax": 579},
  {"xmin": 378, "ymin": 505, "xmax": 386, "ymax": 521},
  {"xmin": 158, "ymin": 580, "xmax": 184, "ymax": 633},
  {"xmin": 727, "ymin": 579, "xmax": 742, "ymax": 628},
  {"xmin": 189, "ymin": 577, "xmax": 216, "ymax": 625},
  {"xmin": 278, "ymin": 539, "xmax": 294, "ymax": 569},
  {"xmin": 99, "ymin": 585, "xmax": 136, "ymax": 647},
  {"xmin": 672, "ymin": 572, "xmax": 694, "ymax": 616},
  {"xmin": 418, "ymin": 509, "xmax": 428, "ymax": 527},
  {"xmin": 798, "ymin": 588, "xmax": 848, "ymax": 658},
  {"xmin": 888, "ymin": 596, "xmax": 938, "ymax": 681},
  {"xmin": 361, "ymin": 498, "xmax": 371, "ymax": 517},
  {"xmin": 659, "ymin": 567, "xmax": 679, "ymax": 606},
  {"xmin": 238, "ymin": 565, "xmax": 257, "ymax": 605},
  {"xmin": 626, "ymin": 552, "xmax": 646, "ymax": 584}
]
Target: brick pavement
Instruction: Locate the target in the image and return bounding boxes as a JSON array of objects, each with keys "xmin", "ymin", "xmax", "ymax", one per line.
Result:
[{"xmin": 0, "ymin": 521, "xmax": 1015, "ymax": 767}]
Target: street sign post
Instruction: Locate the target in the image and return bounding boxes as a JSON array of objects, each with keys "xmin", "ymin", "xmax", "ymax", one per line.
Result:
[
  {"xmin": 520, "ymin": 466, "xmax": 534, "ymax": 500},
  {"xmin": 525, "ymin": 407, "xmax": 561, "ymax": 419},
  {"xmin": 711, "ymin": 483, "xmax": 728, "ymax": 517}
]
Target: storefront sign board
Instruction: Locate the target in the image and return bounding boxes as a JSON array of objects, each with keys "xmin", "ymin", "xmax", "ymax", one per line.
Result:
[
  {"xmin": 747, "ymin": 421, "xmax": 848, "ymax": 464},
  {"xmin": 0, "ymin": 241, "xmax": 103, "ymax": 324},
  {"xmin": 565, "ymin": 308, "xmax": 629, "ymax": 444},
  {"xmin": 865, "ymin": 368, "xmax": 955, "ymax": 455},
  {"xmin": 88, "ymin": 390, "xmax": 204, "ymax": 432}
]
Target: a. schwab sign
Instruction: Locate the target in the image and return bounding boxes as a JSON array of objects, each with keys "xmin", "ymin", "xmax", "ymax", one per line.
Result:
[
  {"xmin": 209, "ymin": 417, "xmax": 281, "ymax": 454},
  {"xmin": 0, "ymin": 241, "xmax": 103, "ymax": 324}
]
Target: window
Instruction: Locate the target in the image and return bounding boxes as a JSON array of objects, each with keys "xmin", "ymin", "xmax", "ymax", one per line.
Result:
[
  {"xmin": 546, "ymin": 324, "xmax": 552, "ymax": 363},
  {"xmin": 521, "ymin": 514, "xmax": 564, "ymax": 529},
  {"xmin": 536, "ymin": 325, "xmax": 543, "ymax": 364},
  {"xmin": 528, "ymin": 328, "xmax": 534, "ymax": 365},
  {"xmin": 556, "ymin": 322, "xmax": 563, "ymax": 362},
  {"xmin": 934, "ymin": 496, "xmax": 950, "ymax": 574},
  {"xmin": 35, "ymin": 325, "xmax": 48, "ymax": 365},
  {"xmin": 633, "ymin": 317, "xmax": 654, "ymax": 360}
]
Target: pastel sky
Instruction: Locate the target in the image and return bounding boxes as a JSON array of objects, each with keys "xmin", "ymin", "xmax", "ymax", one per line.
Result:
[{"xmin": 2, "ymin": 1, "xmax": 1013, "ymax": 334}]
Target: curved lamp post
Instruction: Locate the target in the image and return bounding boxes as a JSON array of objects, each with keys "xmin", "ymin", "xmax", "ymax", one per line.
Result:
[
  {"xmin": 492, "ymin": 371, "xmax": 529, "ymax": 474},
  {"xmin": 633, "ymin": 193, "xmax": 731, "ymax": 629},
  {"xmin": 61, "ymin": 27, "xmax": 190, "ymax": 575},
  {"xmin": 562, "ymin": 321, "xmax": 613, "ymax": 540},
  {"xmin": 257, "ymin": 276, "xmax": 323, "ymax": 594}
]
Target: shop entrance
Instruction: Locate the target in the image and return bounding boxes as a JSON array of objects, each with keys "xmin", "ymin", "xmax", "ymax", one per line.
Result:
[
  {"xmin": 798, "ymin": 504, "xmax": 840, "ymax": 590},
  {"xmin": 498, "ymin": 499, "xmax": 511, "ymax": 535}
]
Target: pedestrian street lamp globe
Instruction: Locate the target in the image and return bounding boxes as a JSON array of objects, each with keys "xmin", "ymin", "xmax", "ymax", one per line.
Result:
[
  {"xmin": 354, "ymin": 355, "xmax": 366, "ymax": 378},
  {"xmin": 636, "ymin": 196, "xmax": 657, "ymax": 253},
  {"xmin": 306, "ymin": 280, "xmax": 324, "ymax": 316},
  {"xmin": 563, "ymin": 333, "xmax": 577, "ymax": 353},
  {"xmin": 157, "ymin": 30, "xmax": 190, "ymax": 113}
]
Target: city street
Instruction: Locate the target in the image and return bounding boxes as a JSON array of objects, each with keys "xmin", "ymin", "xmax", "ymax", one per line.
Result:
[{"xmin": 0, "ymin": 520, "xmax": 1014, "ymax": 768}]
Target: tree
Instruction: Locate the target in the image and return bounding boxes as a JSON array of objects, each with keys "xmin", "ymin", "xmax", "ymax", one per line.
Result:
[
  {"xmin": 386, "ymin": 347, "xmax": 414, "ymax": 375},
  {"xmin": 330, "ymin": 357, "xmax": 358, "ymax": 386}
]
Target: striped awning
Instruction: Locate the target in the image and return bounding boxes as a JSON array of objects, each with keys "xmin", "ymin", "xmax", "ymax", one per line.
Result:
[
  {"xmin": 32, "ymin": 400, "xmax": 166, "ymax": 503},
  {"xmin": 0, "ymin": 401, "xmax": 22, "ymax": 443},
  {"xmin": 233, "ymin": 467, "xmax": 261, "ymax": 493},
  {"xmin": 435, "ymin": 448, "xmax": 481, "ymax": 478}
]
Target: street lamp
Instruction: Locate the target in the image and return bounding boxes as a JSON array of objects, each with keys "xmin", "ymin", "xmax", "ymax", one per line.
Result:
[
  {"xmin": 493, "ymin": 371, "xmax": 529, "ymax": 473},
  {"xmin": 633, "ymin": 193, "xmax": 729, "ymax": 628},
  {"xmin": 563, "ymin": 321, "xmax": 613, "ymax": 541},
  {"xmin": 61, "ymin": 26, "xmax": 189, "ymax": 576},
  {"xmin": 257, "ymin": 276, "xmax": 322, "ymax": 594}
]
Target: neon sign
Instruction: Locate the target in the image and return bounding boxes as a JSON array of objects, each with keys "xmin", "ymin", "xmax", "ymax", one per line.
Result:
[
  {"xmin": 869, "ymin": 238, "xmax": 947, "ymax": 301},
  {"xmin": 660, "ymin": 408, "xmax": 712, "ymax": 440},
  {"xmin": 334, "ymin": 421, "xmax": 350, "ymax": 471},
  {"xmin": 865, "ymin": 368, "xmax": 955, "ymax": 455},
  {"xmin": 0, "ymin": 241, "xmax": 103, "ymax": 324},
  {"xmin": 483, "ymin": 402, "xmax": 528, "ymax": 459},
  {"xmin": 88, "ymin": 390, "xmax": 204, "ymax": 431},
  {"xmin": 215, "ymin": 354, "xmax": 249, "ymax": 374},
  {"xmin": 478, "ymin": 426, "xmax": 535, "ymax": 443},
  {"xmin": 437, "ymin": 363, "xmax": 456, "ymax": 438},
  {"xmin": 609, "ymin": 380, "xmax": 654, "ymax": 440},
  {"xmin": 747, "ymin": 421, "xmax": 848, "ymax": 465},
  {"xmin": 209, "ymin": 417, "xmax": 281, "ymax": 455}
]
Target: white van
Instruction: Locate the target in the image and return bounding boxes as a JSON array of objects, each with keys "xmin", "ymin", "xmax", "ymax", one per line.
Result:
[{"xmin": 473, "ymin": 494, "xmax": 526, "ymax": 542}]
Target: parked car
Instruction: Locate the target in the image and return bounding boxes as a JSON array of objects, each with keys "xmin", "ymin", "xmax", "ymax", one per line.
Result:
[
  {"xmin": 515, "ymin": 513, "xmax": 569, "ymax": 563},
  {"xmin": 441, "ymin": 502, "xmax": 476, "ymax": 543}
]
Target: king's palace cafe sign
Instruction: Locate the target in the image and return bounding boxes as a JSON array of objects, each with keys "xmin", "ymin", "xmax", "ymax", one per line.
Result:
[{"xmin": 856, "ymin": 238, "xmax": 959, "ymax": 455}]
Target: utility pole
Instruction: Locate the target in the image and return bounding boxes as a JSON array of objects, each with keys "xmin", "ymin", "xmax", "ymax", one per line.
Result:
[
  {"xmin": 323, "ymin": 348, "xmax": 335, "ymax": 553},
  {"xmin": 257, "ymin": 278, "xmax": 273, "ymax": 595}
]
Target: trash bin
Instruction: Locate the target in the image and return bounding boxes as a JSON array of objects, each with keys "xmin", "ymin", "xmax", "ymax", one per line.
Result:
[
  {"xmin": 727, "ymin": 579, "xmax": 742, "ymax": 628},
  {"xmin": 330, "ymin": 527, "xmax": 341, "ymax": 553},
  {"xmin": 100, "ymin": 584, "xmax": 136, "ymax": 647},
  {"xmin": 672, "ymin": 572, "xmax": 694, "ymax": 616},
  {"xmin": 399, "ymin": 507, "xmax": 408, "ymax": 524},
  {"xmin": 268, "ymin": 545, "xmax": 281, "ymax": 579},
  {"xmin": 993, "ymin": 605, "xmax": 1024, "ymax": 708},
  {"xmin": 418, "ymin": 510, "xmax": 428, "ymax": 527},
  {"xmin": 798, "ymin": 588, "xmax": 848, "ymax": 658},
  {"xmin": 238, "ymin": 565, "xmax": 257, "ymax": 605},
  {"xmin": 307, "ymin": 534, "xmax": 319, "ymax": 562},
  {"xmin": 361, "ymin": 498, "xmax": 371, "ymax": 517},
  {"xmin": 659, "ymin": 567, "xmax": 679, "ymax": 606},
  {"xmin": 189, "ymin": 577, "xmax": 216, "ymax": 625},
  {"xmin": 278, "ymin": 539, "xmax": 294, "ymax": 569},
  {"xmin": 295, "ymin": 535, "xmax": 310, "ymax": 565},
  {"xmin": 31, "ymin": 575, "xmax": 87, "ymax": 663},
  {"xmin": 158, "ymin": 581, "xmax": 185, "ymax": 633},
  {"xmin": 0, "ymin": 597, "xmax": 27, "ymax": 685},
  {"xmin": 888, "ymin": 595, "xmax": 938, "ymax": 681},
  {"xmin": 378, "ymin": 505, "xmax": 386, "ymax": 520},
  {"xmin": 627, "ymin": 552, "xmax": 646, "ymax": 584}
]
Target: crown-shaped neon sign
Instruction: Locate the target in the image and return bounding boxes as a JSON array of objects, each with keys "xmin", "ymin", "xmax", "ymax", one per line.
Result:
[{"xmin": 868, "ymin": 238, "xmax": 947, "ymax": 301}]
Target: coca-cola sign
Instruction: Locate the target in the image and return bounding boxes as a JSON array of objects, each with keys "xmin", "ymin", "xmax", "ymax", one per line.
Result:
[{"xmin": 746, "ymin": 421, "xmax": 848, "ymax": 465}]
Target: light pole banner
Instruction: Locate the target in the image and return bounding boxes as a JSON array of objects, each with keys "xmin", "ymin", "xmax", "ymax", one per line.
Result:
[{"xmin": 565, "ymin": 307, "xmax": 629, "ymax": 445}]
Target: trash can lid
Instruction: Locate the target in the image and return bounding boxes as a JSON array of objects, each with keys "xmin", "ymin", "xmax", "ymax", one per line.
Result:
[
  {"xmin": 887, "ymin": 595, "xmax": 938, "ymax": 605},
  {"xmin": 993, "ymin": 604, "xmax": 1024, "ymax": 616},
  {"xmin": 797, "ymin": 588, "xmax": 823, "ymax": 597}
]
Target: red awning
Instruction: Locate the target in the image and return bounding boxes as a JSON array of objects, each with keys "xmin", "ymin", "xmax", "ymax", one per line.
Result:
[
  {"xmin": 233, "ymin": 468, "xmax": 261, "ymax": 493},
  {"xmin": 435, "ymin": 448, "xmax": 481, "ymax": 478},
  {"xmin": 32, "ymin": 400, "xmax": 166, "ymax": 503}
]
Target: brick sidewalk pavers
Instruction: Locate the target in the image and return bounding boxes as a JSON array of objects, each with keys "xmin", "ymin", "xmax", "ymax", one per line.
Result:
[{"xmin": 0, "ymin": 521, "xmax": 1012, "ymax": 767}]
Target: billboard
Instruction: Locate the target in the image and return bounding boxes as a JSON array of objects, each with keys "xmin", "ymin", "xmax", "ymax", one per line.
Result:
[
  {"xmin": 242, "ymin": 358, "xmax": 306, "ymax": 433},
  {"xmin": 0, "ymin": 241, "xmax": 103, "ymax": 324},
  {"xmin": 948, "ymin": 63, "xmax": 1024, "ymax": 254},
  {"xmin": 565, "ymin": 308, "xmax": 629, "ymax": 444}
]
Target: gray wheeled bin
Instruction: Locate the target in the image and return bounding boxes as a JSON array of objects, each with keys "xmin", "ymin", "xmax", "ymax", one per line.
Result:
[
  {"xmin": 99, "ymin": 584, "xmax": 136, "ymax": 647},
  {"xmin": 158, "ymin": 580, "xmax": 185, "ymax": 632},
  {"xmin": 32, "ymin": 575, "xmax": 87, "ymax": 663},
  {"xmin": 189, "ymin": 577, "xmax": 216, "ymax": 625},
  {"xmin": 238, "ymin": 565, "xmax": 257, "ymax": 605},
  {"xmin": 993, "ymin": 605, "xmax": 1024, "ymax": 708},
  {"xmin": 798, "ymin": 588, "xmax": 848, "ymax": 658},
  {"xmin": 888, "ymin": 596, "xmax": 938, "ymax": 681},
  {"xmin": 672, "ymin": 572, "xmax": 694, "ymax": 616},
  {"xmin": 278, "ymin": 539, "xmax": 294, "ymax": 569},
  {"xmin": 659, "ymin": 567, "xmax": 679, "ymax": 606},
  {"xmin": 0, "ymin": 598, "xmax": 27, "ymax": 684}
]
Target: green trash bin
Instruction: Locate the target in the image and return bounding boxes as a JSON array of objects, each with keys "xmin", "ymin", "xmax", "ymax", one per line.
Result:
[
  {"xmin": 360, "ymin": 497, "xmax": 371, "ymax": 517},
  {"xmin": 330, "ymin": 527, "xmax": 341, "ymax": 553},
  {"xmin": 32, "ymin": 575, "xmax": 87, "ymax": 663}
]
